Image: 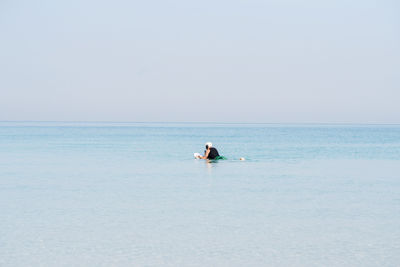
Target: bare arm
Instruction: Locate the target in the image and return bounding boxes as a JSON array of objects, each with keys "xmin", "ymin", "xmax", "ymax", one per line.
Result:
[{"xmin": 200, "ymin": 148, "xmax": 210, "ymax": 159}]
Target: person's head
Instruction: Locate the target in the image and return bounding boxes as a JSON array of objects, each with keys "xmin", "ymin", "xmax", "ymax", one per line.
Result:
[{"xmin": 205, "ymin": 142, "xmax": 212, "ymax": 149}]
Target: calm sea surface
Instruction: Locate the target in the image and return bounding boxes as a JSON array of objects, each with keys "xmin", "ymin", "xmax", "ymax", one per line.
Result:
[{"xmin": 1, "ymin": 122, "xmax": 399, "ymax": 266}]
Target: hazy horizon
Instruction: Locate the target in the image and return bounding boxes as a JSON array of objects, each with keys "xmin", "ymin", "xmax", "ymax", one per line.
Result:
[
  {"xmin": 1, "ymin": 0, "xmax": 399, "ymax": 123},
  {"xmin": 2, "ymin": 120, "xmax": 400, "ymax": 126}
]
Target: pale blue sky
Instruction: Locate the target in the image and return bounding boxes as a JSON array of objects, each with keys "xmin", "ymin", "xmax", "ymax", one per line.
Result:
[{"xmin": 1, "ymin": 0, "xmax": 399, "ymax": 123}]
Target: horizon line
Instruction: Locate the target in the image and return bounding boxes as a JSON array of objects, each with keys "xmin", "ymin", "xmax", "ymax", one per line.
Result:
[{"xmin": 1, "ymin": 120, "xmax": 399, "ymax": 126}]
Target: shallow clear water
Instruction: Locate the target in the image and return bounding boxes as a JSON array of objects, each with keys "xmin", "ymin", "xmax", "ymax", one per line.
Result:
[{"xmin": 1, "ymin": 122, "xmax": 399, "ymax": 266}]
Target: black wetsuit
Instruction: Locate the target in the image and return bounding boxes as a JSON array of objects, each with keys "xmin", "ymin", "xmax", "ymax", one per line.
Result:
[{"xmin": 206, "ymin": 147, "xmax": 220, "ymax": 159}]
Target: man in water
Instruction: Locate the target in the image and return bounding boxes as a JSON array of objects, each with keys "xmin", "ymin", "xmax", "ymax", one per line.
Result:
[{"xmin": 198, "ymin": 142, "xmax": 223, "ymax": 160}]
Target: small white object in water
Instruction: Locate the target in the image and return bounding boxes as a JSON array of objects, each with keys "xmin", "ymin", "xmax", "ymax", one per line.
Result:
[{"xmin": 239, "ymin": 157, "xmax": 245, "ymax": 161}]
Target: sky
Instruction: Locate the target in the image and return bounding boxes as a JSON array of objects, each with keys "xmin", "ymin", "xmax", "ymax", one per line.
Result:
[{"xmin": 0, "ymin": 0, "xmax": 399, "ymax": 123}]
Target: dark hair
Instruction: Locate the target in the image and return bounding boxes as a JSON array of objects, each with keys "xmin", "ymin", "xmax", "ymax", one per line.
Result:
[{"xmin": 205, "ymin": 145, "xmax": 209, "ymax": 149}]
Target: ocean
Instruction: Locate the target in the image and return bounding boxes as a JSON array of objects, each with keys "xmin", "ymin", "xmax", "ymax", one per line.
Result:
[{"xmin": 1, "ymin": 122, "xmax": 399, "ymax": 266}]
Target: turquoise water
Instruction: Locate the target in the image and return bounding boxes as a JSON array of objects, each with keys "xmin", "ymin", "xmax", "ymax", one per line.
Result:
[{"xmin": 1, "ymin": 122, "xmax": 399, "ymax": 266}]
